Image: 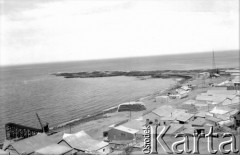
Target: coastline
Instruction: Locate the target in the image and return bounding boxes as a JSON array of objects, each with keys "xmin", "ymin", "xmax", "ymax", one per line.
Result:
[
  {"xmin": 50, "ymin": 74, "xmax": 191, "ymax": 133},
  {"xmin": 49, "ymin": 67, "xmax": 235, "ymax": 134}
]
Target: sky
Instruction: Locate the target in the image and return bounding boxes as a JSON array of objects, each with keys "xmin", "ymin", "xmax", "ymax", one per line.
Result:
[{"xmin": 0, "ymin": 0, "xmax": 239, "ymax": 66}]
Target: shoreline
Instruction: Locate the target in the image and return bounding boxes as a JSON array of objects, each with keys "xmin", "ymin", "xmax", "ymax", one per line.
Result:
[
  {"xmin": 49, "ymin": 67, "xmax": 235, "ymax": 133},
  {"xmin": 50, "ymin": 75, "xmax": 190, "ymax": 132}
]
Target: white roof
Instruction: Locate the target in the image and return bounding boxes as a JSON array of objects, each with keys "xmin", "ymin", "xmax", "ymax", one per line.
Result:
[
  {"xmin": 225, "ymin": 70, "xmax": 240, "ymax": 73},
  {"xmin": 62, "ymin": 131, "xmax": 109, "ymax": 151},
  {"xmin": 210, "ymin": 107, "xmax": 229, "ymax": 115},
  {"xmin": 35, "ymin": 144, "xmax": 72, "ymax": 155},
  {"xmin": 114, "ymin": 125, "xmax": 139, "ymax": 134},
  {"xmin": 0, "ymin": 149, "xmax": 9, "ymax": 155}
]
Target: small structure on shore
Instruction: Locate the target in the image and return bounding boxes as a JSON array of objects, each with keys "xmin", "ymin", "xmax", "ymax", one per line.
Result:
[{"xmin": 117, "ymin": 102, "xmax": 146, "ymax": 112}]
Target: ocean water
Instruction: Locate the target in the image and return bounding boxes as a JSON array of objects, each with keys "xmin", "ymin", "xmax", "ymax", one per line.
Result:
[{"xmin": 0, "ymin": 51, "xmax": 239, "ymax": 142}]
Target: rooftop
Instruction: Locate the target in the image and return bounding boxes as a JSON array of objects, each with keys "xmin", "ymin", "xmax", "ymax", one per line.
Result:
[
  {"xmin": 35, "ymin": 144, "xmax": 72, "ymax": 155},
  {"xmin": 62, "ymin": 131, "xmax": 109, "ymax": 151},
  {"xmin": 114, "ymin": 125, "xmax": 139, "ymax": 134}
]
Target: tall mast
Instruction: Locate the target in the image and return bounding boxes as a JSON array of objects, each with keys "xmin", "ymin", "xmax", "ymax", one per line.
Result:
[{"xmin": 212, "ymin": 50, "xmax": 216, "ymax": 71}]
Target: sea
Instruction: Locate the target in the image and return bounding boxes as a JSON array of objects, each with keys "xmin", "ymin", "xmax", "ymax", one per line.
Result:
[{"xmin": 0, "ymin": 51, "xmax": 239, "ymax": 142}]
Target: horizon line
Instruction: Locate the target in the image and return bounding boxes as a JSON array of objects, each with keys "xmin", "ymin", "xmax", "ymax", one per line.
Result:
[{"xmin": 1, "ymin": 49, "xmax": 239, "ymax": 67}]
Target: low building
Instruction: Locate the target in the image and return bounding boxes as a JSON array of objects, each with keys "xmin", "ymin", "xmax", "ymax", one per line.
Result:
[
  {"xmin": 142, "ymin": 112, "xmax": 161, "ymax": 124},
  {"xmin": 155, "ymin": 96, "xmax": 169, "ymax": 103},
  {"xmin": 3, "ymin": 133, "xmax": 59, "ymax": 155},
  {"xmin": 59, "ymin": 131, "xmax": 110, "ymax": 154},
  {"xmin": 107, "ymin": 125, "xmax": 140, "ymax": 141}
]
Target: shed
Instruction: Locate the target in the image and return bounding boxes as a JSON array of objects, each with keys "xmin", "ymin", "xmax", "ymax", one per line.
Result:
[
  {"xmin": 108, "ymin": 125, "xmax": 139, "ymax": 141},
  {"xmin": 155, "ymin": 96, "xmax": 169, "ymax": 103},
  {"xmin": 4, "ymin": 133, "xmax": 55, "ymax": 155},
  {"xmin": 59, "ymin": 131, "xmax": 109, "ymax": 154},
  {"xmin": 34, "ymin": 144, "xmax": 73, "ymax": 155},
  {"xmin": 142, "ymin": 112, "xmax": 161, "ymax": 123}
]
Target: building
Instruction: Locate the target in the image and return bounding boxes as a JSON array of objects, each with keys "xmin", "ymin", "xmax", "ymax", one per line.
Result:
[
  {"xmin": 3, "ymin": 133, "xmax": 65, "ymax": 155},
  {"xmin": 155, "ymin": 96, "xmax": 169, "ymax": 103},
  {"xmin": 106, "ymin": 119, "xmax": 144, "ymax": 141},
  {"xmin": 34, "ymin": 144, "xmax": 74, "ymax": 155},
  {"xmin": 107, "ymin": 125, "xmax": 140, "ymax": 141},
  {"xmin": 59, "ymin": 131, "xmax": 110, "ymax": 154}
]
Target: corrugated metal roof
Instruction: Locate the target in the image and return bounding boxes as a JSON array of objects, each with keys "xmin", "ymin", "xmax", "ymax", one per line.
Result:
[
  {"xmin": 35, "ymin": 144, "xmax": 72, "ymax": 155},
  {"xmin": 62, "ymin": 131, "xmax": 108, "ymax": 152},
  {"xmin": 9, "ymin": 133, "xmax": 54, "ymax": 154}
]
